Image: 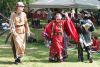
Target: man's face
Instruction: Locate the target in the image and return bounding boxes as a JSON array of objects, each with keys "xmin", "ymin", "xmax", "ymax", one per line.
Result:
[
  {"xmin": 17, "ymin": 6, "xmax": 24, "ymax": 12},
  {"xmin": 56, "ymin": 17, "xmax": 61, "ymax": 22}
]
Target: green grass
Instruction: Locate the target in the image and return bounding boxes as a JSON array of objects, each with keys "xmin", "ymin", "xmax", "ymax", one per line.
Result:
[
  {"xmin": 0, "ymin": 25, "xmax": 100, "ymax": 67},
  {"xmin": 0, "ymin": 43, "xmax": 100, "ymax": 67}
]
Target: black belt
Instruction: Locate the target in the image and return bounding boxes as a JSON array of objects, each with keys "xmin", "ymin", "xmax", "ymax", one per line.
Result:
[
  {"xmin": 15, "ymin": 25, "xmax": 24, "ymax": 27},
  {"xmin": 53, "ymin": 32, "xmax": 62, "ymax": 35}
]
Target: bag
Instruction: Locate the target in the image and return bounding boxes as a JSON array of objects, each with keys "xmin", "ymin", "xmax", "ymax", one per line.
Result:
[
  {"xmin": 27, "ymin": 36, "xmax": 37, "ymax": 43},
  {"xmin": 89, "ymin": 25, "xmax": 95, "ymax": 32}
]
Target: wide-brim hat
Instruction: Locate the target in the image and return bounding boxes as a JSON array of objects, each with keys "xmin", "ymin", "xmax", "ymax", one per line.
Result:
[{"xmin": 16, "ymin": 2, "xmax": 25, "ymax": 7}]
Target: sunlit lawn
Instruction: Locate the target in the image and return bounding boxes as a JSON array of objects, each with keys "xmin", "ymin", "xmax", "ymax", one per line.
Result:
[
  {"xmin": 0, "ymin": 24, "xmax": 100, "ymax": 67},
  {"xmin": 0, "ymin": 42, "xmax": 100, "ymax": 67}
]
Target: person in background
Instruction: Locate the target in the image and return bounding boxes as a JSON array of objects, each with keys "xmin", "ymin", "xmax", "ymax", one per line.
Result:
[
  {"xmin": 10, "ymin": 2, "xmax": 30, "ymax": 64},
  {"xmin": 91, "ymin": 36, "xmax": 99, "ymax": 52},
  {"xmin": 77, "ymin": 10, "xmax": 94, "ymax": 63},
  {"xmin": 1, "ymin": 20, "xmax": 9, "ymax": 31},
  {"xmin": 47, "ymin": 10, "xmax": 53, "ymax": 23}
]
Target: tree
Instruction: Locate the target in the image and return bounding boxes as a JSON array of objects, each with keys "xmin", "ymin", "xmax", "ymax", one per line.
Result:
[{"xmin": 0, "ymin": 0, "xmax": 36, "ymax": 17}]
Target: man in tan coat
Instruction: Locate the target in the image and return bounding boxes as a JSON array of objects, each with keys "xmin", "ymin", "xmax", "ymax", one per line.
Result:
[{"xmin": 10, "ymin": 2, "xmax": 30, "ymax": 64}]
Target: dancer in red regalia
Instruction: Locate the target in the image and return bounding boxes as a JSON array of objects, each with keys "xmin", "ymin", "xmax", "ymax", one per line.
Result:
[{"xmin": 43, "ymin": 13, "xmax": 79, "ymax": 62}]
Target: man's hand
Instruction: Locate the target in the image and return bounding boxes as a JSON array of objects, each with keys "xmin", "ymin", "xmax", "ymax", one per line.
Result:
[{"xmin": 27, "ymin": 32, "xmax": 30, "ymax": 37}]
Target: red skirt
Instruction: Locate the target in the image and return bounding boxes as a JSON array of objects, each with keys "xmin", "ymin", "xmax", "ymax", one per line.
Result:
[{"xmin": 49, "ymin": 35, "xmax": 64, "ymax": 60}]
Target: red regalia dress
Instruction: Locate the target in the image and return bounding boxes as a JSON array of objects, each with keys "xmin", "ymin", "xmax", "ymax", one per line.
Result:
[{"xmin": 43, "ymin": 19, "xmax": 79, "ymax": 62}]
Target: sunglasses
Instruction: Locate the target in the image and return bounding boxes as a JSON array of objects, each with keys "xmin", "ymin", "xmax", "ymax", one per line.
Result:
[{"xmin": 16, "ymin": 6, "xmax": 25, "ymax": 7}]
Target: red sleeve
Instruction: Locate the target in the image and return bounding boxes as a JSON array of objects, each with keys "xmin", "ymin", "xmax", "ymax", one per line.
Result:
[
  {"xmin": 64, "ymin": 19, "xmax": 79, "ymax": 43},
  {"xmin": 42, "ymin": 21, "xmax": 54, "ymax": 39}
]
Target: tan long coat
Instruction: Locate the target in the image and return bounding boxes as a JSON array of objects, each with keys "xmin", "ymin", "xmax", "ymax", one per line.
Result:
[{"xmin": 10, "ymin": 12, "xmax": 30, "ymax": 58}]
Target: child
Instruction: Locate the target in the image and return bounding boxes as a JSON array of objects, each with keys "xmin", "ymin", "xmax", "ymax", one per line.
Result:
[{"xmin": 91, "ymin": 36, "xmax": 99, "ymax": 51}]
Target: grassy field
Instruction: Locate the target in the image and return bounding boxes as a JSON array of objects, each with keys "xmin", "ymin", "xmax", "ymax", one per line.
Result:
[{"xmin": 0, "ymin": 24, "xmax": 100, "ymax": 67}]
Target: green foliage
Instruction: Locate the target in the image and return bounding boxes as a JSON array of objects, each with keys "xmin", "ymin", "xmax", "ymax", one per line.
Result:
[{"xmin": 0, "ymin": 0, "xmax": 36, "ymax": 17}]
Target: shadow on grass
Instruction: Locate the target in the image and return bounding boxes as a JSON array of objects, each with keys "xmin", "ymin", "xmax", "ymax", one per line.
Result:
[
  {"xmin": 0, "ymin": 44, "xmax": 100, "ymax": 64},
  {"xmin": 25, "ymin": 44, "xmax": 78, "ymax": 63},
  {"xmin": 0, "ymin": 48, "xmax": 12, "ymax": 57},
  {"xmin": 24, "ymin": 59, "xmax": 51, "ymax": 63},
  {"xmin": 0, "ymin": 60, "xmax": 14, "ymax": 65},
  {"xmin": 23, "ymin": 59, "xmax": 79, "ymax": 63}
]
